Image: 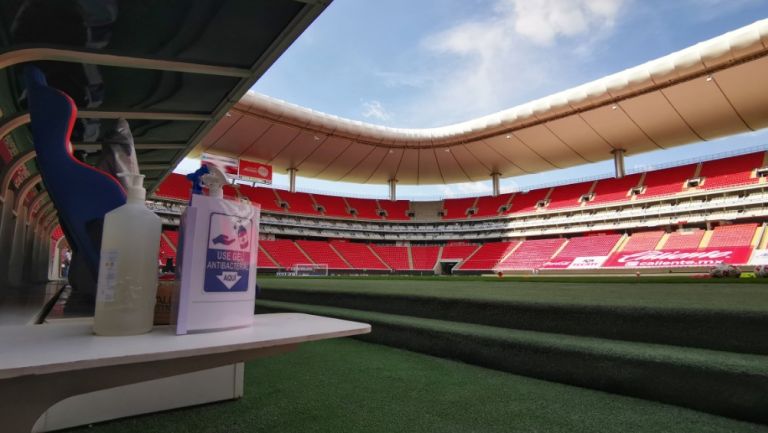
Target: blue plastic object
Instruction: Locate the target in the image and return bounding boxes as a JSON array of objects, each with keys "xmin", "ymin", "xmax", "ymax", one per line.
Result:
[
  {"xmin": 186, "ymin": 165, "xmax": 209, "ymax": 199},
  {"xmin": 24, "ymin": 65, "xmax": 126, "ymax": 278}
]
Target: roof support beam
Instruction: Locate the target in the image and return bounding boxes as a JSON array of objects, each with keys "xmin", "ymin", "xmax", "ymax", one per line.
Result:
[
  {"xmin": 612, "ymin": 149, "xmax": 626, "ymax": 179},
  {"xmin": 491, "ymin": 172, "xmax": 501, "ymax": 197}
]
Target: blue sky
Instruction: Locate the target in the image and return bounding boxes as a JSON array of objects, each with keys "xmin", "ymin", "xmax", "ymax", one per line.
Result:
[{"xmin": 178, "ymin": 0, "xmax": 768, "ymax": 199}]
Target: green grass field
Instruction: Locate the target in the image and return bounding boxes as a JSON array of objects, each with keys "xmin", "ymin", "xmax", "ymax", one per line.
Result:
[
  {"xmin": 259, "ymin": 275, "xmax": 768, "ymax": 311},
  {"xmin": 67, "ymin": 339, "xmax": 768, "ymax": 433}
]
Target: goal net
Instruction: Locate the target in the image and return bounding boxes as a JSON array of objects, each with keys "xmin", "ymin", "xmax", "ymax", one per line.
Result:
[{"xmin": 292, "ymin": 263, "xmax": 329, "ymax": 277}]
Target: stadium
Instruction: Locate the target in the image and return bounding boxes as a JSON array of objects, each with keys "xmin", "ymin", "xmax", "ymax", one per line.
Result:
[{"xmin": 1, "ymin": 1, "xmax": 768, "ymax": 432}]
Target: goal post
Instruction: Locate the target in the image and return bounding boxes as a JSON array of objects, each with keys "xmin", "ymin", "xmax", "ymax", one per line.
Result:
[{"xmin": 292, "ymin": 263, "xmax": 329, "ymax": 277}]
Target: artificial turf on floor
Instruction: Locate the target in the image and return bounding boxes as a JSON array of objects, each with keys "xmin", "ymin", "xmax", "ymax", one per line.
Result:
[{"xmin": 65, "ymin": 339, "xmax": 768, "ymax": 433}]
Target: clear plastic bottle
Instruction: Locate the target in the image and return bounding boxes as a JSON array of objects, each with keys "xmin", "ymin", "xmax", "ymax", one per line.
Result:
[{"xmin": 93, "ymin": 173, "xmax": 162, "ymax": 335}]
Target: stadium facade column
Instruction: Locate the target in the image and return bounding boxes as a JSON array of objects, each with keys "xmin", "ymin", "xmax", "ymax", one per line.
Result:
[
  {"xmin": 388, "ymin": 178, "xmax": 398, "ymax": 201},
  {"xmin": 491, "ymin": 172, "xmax": 501, "ymax": 197},
  {"xmin": 612, "ymin": 148, "xmax": 626, "ymax": 179},
  {"xmin": 288, "ymin": 167, "xmax": 297, "ymax": 193},
  {"xmin": 8, "ymin": 174, "xmax": 42, "ymax": 286}
]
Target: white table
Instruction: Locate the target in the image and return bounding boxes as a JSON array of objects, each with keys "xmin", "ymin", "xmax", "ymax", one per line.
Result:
[{"xmin": 0, "ymin": 313, "xmax": 370, "ymax": 433}]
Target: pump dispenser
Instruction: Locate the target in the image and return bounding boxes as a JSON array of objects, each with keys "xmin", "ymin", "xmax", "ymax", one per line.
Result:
[
  {"xmin": 94, "ymin": 173, "xmax": 162, "ymax": 335},
  {"xmin": 201, "ymin": 165, "xmax": 228, "ymax": 199}
]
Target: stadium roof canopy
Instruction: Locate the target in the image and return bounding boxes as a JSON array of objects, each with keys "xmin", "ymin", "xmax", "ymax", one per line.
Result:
[{"xmin": 196, "ymin": 19, "xmax": 768, "ymax": 185}]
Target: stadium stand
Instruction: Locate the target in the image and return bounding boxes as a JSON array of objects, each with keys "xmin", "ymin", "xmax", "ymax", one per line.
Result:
[
  {"xmin": 373, "ymin": 245, "xmax": 411, "ymax": 270},
  {"xmin": 638, "ymin": 164, "xmax": 697, "ymax": 198},
  {"xmin": 546, "ymin": 182, "xmax": 594, "ymax": 210},
  {"xmin": 260, "ymin": 239, "xmax": 313, "ymax": 269},
  {"xmin": 330, "ymin": 240, "xmax": 389, "ymax": 270},
  {"xmin": 706, "ymin": 223, "xmax": 758, "ymax": 248},
  {"xmin": 589, "ymin": 174, "xmax": 642, "ymax": 206},
  {"xmin": 661, "ymin": 230, "xmax": 705, "ymax": 250},
  {"xmin": 345, "ymin": 197, "xmax": 382, "ymax": 220},
  {"xmin": 313, "ymin": 194, "xmax": 351, "ymax": 218},
  {"xmin": 457, "ymin": 241, "xmax": 517, "ymax": 270},
  {"xmin": 258, "ymin": 247, "xmax": 279, "ymax": 269},
  {"xmin": 295, "ymin": 240, "xmax": 350, "ymax": 269},
  {"xmin": 239, "ymin": 185, "xmax": 283, "ymax": 212},
  {"xmin": 274, "ymin": 190, "xmax": 319, "ymax": 215},
  {"xmin": 159, "ymin": 231, "xmax": 177, "ymax": 261},
  {"xmin": 496, "ymin": 238, "xmax": 566, "ymax": 270},
  {"xmin": 621, "ymin": 230, "xmax": 665, "ymax": 252},
  {"xmin": 154, "ymin": 173, "xmax": 191, "ymax": 201},
  {"xmin": 410, "ymin": 246, "xmax": 440, "ymax": 270},
  {"xmin": 550, "ymin": 234, "xmax": 621, "ymax": 260},
  {"xmin": 440, "ymin": 243, "xmax": 480, "ymax": 261},
  {"xmin": 442, "ymin": 197, "xmax": 477, "ymax": 219},
  {"xmin": 504, "ymin": 188, "xmax": 549, "ymax": 214},
  {"xmin": 472, "ymin": 193, "xmax": 513, "ymax": 218},
  {"xmin": 378, "ymin": 200, "xmax": 411, "ymax": 221},
  {"xmin": 699, "ymin": 152, "xmax": 764, "ymax": 190}
]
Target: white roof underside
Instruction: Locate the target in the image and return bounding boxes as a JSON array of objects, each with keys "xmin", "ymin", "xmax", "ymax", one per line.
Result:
[{"xmin": 196, "ymin": 19, "xmax": 768, "ymax": 184}]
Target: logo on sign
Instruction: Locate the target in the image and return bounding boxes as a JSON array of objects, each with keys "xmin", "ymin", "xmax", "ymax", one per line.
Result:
[{"xmin": 203, "ymin": 213, "xmax": 251, "ymax": 292}]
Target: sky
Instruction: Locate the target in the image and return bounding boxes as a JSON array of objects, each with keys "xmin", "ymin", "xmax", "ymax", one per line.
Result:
[{"xmin": 177, "ymin": 0, "xmax": 768, "ymax": 199}]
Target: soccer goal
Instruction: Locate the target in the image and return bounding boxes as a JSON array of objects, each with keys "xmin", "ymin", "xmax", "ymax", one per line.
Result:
[{"xmin": 292, "ymin": 263, "xmax": 329, "ymax": 277}]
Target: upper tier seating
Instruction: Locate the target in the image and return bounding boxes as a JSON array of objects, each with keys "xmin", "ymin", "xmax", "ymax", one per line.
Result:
[
  {"xmin": 472, "ymin": 193, "xmax": 513, "ymax": 218},
  {"xmin": 346, "ymin": 197, "xmax": 382, "ymax": 220},
  {"xmin": 638, "ymin": 164, "xmax": 697, "ymax": 199},
  {"xmin": 662, "ymin": 230, "xmax": 704, "ymax": 250},
  {"xmin": 699, "ymin": 152, "xmax": 763, "ymax": 190},
  {"xmin": 546, "ymin": 182, "xmax": 593, "ymax": 210},
  {"xmin": 260, "ymin": 239, "xmax": 313, "ymax": 269},
  {"xmin": 373, "ymin": 245, "xmax": 411, "ymax": 270},
  {"xmin": 706, "ymin": 223, "xmax": 758, "ymax": 248},
  {"xmin": 313, "ymin": 194, "xmax": 351, "ymax": 218},
  {"xmin": 330, "ymin": 240, "xmax": 389, "ymax": 270},
  {"xmin": 551, "ymin": 234, "xmax": 621, "ymax": 260},
  {"xmin": 457, "ymin": 241, "xmax": 517, "ymax": 270},
  {"xmin": 442, "ymin": 197, "xmax": 477, "ymax": 219},
  {"xmin": 496, "ymin": 238, "xmax": 566, "ymax": 270},
  {"xmin": 505, "ymin": 188, "xmax": 549, "ymax": 214},
  {"xmin": 295, "ymin": 240, "xmax": 350, "ymax": 269},
  {"xmin": 378, "ymin": 200, "xmax": 411, "ymax": 221},
  {"xmin": 621, "ymin": 231, "xmax": 665, "ymax": 252},
  {"xmin": 441, "ymin": 244, "xmax": 480, "ymax": 261},
  {"xmin": 240, "ymin": 186, "xmax": 283, "ymax": 212},
  {"xmin": 274, "ymin": 190, "xmax": 319, "ymax": 215},
  {"xmin": 411, "ymin": 246, "xmax": 440, "ymax": 270},
  {"xmin": 154, "ymin": 173, "xmax": 191, "ymax": 201},
  {"xmin": 589, "ymin": 174, "xmax": 642, "ymax": 206}
]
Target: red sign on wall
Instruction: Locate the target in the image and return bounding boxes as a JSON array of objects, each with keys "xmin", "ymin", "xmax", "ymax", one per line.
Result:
[
  {"xmin": 603, "ymin": 247, "xmax": 753, "ymax": 268},
  {"xmin": 239, "ymin": 159, "xmax": 272, "ymax": 185}
]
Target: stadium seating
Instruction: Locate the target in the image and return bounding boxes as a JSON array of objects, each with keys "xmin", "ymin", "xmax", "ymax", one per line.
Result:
[
  {"xmin": 346, "ymin": 197, "xmax": 382, "ymax": 220},
  {"xmin": 496, "ymin": 238, "xmax": 565, "ymax": 270},
  {"xmin": 378, "ymin": 200, "xmax": 411, "ymax": 221},
  {"xmin": 504, "ymin": 188, "xmax": 549, "ymax": 214},
  {"xmin": 662, "ymin": 230, "xmax": 704, "ymax": 250},
  {"xmin": 159, "ymin": 230, "xmax": 177, "ymax": 261},
  {"xmin": 313, "ymin": 194, "xmax": 351, "ymax": 218},
  {"xmin": 330, "ymin": 240, "xmax": 389, "ymax": 270},
  {"xmin": 295, "ymin": 240, "xmax": 350, "ymax": 269},
  {"xmin": 621, "ymin": 230, "xmax": 665, "ymax": 252},
  {"xmin": 551, "ymin": 234, "xmax": 621, "ymax": 260},
  {"xmin": 472, "ymin": 193, "xmax": 513, "ymax": 218},
  {"xmin": 589, "ymin": 174, "xmax": 642, "ymax": 206},
  {"xmin": 239, "ymin": 186, "xmax": 283, "ymax": 212},
  {"xmin": 275, "ymin": 190, "xmax": 319, "ymax": 215},
  {"xmin": 442, "ymin": 197, "xmax": 477, "ymax": 219},
  {"xmin": 457, "ymin": 241, "xmax": 517, "ymax": 270},
  {"xmin": 706, "ymin": 223, "xmax": 758, "ymax": 248},
  {"xmin": 699, "ymin": 152, "xmax": 763, "ymax": 190},
  {"xmin": 546, "ymin": 182, "xmax": 593, "ymax": 210},
  {"xmin": 373, "ymin": 245, "xmax": 411, "ymax": 270},
  {"xmin": 258, "ymin": 246, "xmax": 279, "ymax": 269},
  {"xmin": 441, "ymin": 243, "xmax": 480, "ymax": 261},
  {"xmin": 260, "ymin": 239, "xmax": 313, "ymax": 269},
  {"xmin": 638, "ymin": 164, "xmax": 697, "ymax": 198},
  {"xmin": 410, "ymin": 246, "xmax": 440, "ymax": 270},
  {"xmin": 154, "ymin": 173, "xmax": 191, "ymax": 201}
]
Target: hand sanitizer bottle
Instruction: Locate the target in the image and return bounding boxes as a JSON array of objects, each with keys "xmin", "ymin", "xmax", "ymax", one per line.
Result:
[{"xmin": 94, "ymin": 173, "xmax": 162, "ymax": 335}]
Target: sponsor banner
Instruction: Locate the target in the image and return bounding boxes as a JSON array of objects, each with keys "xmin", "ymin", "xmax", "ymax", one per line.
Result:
[
  {"xmin": 750, "ymin": 249, "xmax": 768, "ymax": 265},
  {"xmin": 201, "ymin": 152, "xmax": 239, "ymax": 177},
  {"xmin": 603, "ymin": 247, "xmax": 753, "ymax": 268},
  {"xmin": 239, "ymin": 159, "xmax": 272, "ymax": 184},
  {"xmin": 542, "ymin": 256, "xmax": 609, "ymax": 269}
]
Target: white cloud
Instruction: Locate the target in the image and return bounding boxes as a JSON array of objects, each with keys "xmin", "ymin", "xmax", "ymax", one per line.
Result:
[
  {"xmin": 361, "ymin": 100, "xmax": 392, "ymax": 122},
  {"xmin": 510, "ymin": 0, "xmax": 622, "ymax": 45},
  {"xmin": 438, "ymin": 181, "xmax": 493, "ymax": 198}
]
